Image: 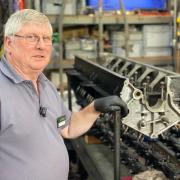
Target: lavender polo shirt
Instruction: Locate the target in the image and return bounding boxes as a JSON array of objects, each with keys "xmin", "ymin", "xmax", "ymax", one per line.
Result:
[{"xmin": 0, "ymin": 56, "xmax": 72, "ymax": 180}]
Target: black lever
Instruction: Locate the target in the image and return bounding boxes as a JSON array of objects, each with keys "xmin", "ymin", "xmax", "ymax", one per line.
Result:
[{"xmin": 113, "ymin": 110, "xmax": 121, "ymax": 180}]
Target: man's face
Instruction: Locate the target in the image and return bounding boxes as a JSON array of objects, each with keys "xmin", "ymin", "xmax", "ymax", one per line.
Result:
[{"xmin": 4, "ymin": 23, "xmax": 52, "ymax": 75}]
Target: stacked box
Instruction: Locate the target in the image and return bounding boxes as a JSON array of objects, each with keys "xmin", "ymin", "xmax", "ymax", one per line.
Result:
[
  {"xmin": 65, "ymin": 39, "xmax": 81, "ymax": 59},
  {"xmin": 111, "ymin": 31, "xmax": 143, "ymax": 57},
  {"xmin": 42, "ymin": 0, "xmax": 76, "ymax": 15},
  {"xmin": 143, "ymin": 25, "xmax": 172, "ymax": 57},
  {"xmin": 63, "ymin": 27, "xmax": 89, "ymax": 40},
  {"xmin": 65, "ymin": 38, "xmax": 97, "ymax": 59}
]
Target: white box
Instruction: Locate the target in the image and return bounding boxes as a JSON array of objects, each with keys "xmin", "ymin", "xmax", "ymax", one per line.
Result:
[
  {"xmin": 65, "ymin": 39, "xmax": 81, "ymax": 50},
  {"xmin": 64, "ymin": 0, "xmax": 77, "ymax": 15},
  {"xmin": 65, "ymin": 49, "xmax": 97, "ymax": 59},
  {"xmin": 111, "ymin": 31, "xmax": 143, "ymax": 43},
  {"xmin": 50, "ymin": 72, "xmax": 67, "ymax": 88},
  {"xmin": 65, "ymin": 50, "xmax": 79, "ymax": 59},
  {"xmin": 112, "ymin": 47, "xmax": 125, "ymax": 57},
  {"xmin": 76, "ymin": 50, "xmax": 97, "ymax": 59},
  {"xmin": 80, "ymin": 39, "xmax": 97, "ymax": 51},
  {"xmin": 42, "ymin": 0, "xmax": 76, "ymax": 15},
  {"xmin": 43, "ymin": 2, "xmax": 60, "ymax": 15},
  {"xmin": 143, "ymin": 25, "xmax": 172, "ymax": 47},
  {"xmin": 112, "ymin": 40, "xmax": 143, "ymax": 57}
]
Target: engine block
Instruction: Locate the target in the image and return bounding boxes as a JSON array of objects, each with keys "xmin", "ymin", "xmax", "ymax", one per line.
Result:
[
  {"xmin": 102, "ymin": 56, "xmax": 180, "ymax": 138},
  {"xmin": 67, "ymin": 55, "xmax": 180, "ymax": 138}
]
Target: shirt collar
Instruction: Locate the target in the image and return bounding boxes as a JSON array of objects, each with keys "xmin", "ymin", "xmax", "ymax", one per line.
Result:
[{"xmin": 0, "ymin": 55, "xmax": 48, "ymax": 84}]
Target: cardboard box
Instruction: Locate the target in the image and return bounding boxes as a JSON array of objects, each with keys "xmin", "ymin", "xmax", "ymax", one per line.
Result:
[{"xmin": 63, "ymin": 27, "xmax": 89, "ymax": 40}]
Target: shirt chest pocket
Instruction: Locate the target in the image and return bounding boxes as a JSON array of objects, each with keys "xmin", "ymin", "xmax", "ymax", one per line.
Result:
[{"xmin": 0, "ymin": 101, "xmax": 37, "ymax": 138}]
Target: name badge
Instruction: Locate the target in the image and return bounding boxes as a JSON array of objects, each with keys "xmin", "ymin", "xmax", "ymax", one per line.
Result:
[{"xmin": 57, "ymin": 115, "xmax": 66, "ymax": 128}]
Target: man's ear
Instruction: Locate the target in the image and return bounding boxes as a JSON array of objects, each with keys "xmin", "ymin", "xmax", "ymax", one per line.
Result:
[{"xmin": 4, "ymin": 36, "xmax": 13, "ymax": 53}]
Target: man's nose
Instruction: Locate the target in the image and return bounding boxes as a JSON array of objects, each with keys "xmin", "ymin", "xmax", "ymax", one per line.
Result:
[{"xmin": 35, "ymin": 37, "xmax": 46, "ymax": 48}]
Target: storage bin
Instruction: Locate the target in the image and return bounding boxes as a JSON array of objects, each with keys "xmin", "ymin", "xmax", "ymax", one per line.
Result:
[
  {"xmin": 65, "ymin": 50, "xmax": 79, "ymax": 59},
  {"xmin": 42, "ymin": 0, "xmax": 76, "ymax": 15},
  {"xmin": 65, "ymin": 49, "xmax": 97, "ymax": 59},
  {"xmin": 111, "ymin": 31, "xmax": 143, "ymax": 44},
  {"xmin": 80, "ymin": 39, "xmax": 97, "ymax": 51},
  {"xmin": 112, "ymin": 42, "xmax": 143, "ymax": 57},
  {"xmin": 42, "ymin": 2, "xmax": 60, "ymax": 15},
  {"xmin": 76, "ymin": 50, "xmax": 97, "ymax": 59},
  {"xmin": 87, "ymin": 0, "xmax": 167, "ymax": 11},
  {"xmin": 143, "ymin": 25, "xmax": 172, "ymax": 48},
  {"xmin": 65, "ymin": 39, "xmax": 81, "ymax": 50},
  {"xmin": 111, "ymin": 31, "xmax": 143, "ymax": 57},
  {"xmin": 64, "ymin": 0, "xmax": 77, "ymax": 15}
]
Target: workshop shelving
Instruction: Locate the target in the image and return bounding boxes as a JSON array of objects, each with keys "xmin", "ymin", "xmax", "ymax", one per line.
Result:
[{"xmin": 48, "ymin": 14, "xmax": 172, "ymax": 25}]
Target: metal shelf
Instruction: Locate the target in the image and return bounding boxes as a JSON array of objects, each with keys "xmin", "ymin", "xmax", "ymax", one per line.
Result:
[
  {"xmin": 46, "ymin": 56, "xmax": 172, "ymax": 71},
  {"xmin": 47, "ymin": 14, "xmax": 172, "ymax": 25},
  {"xmin": 47, "ymin": 12, "xmax": 173, "ymax": 91},
  {"xmin": 132, "ymin": 56, "xmax": 173, "ymax": 65},
  {"xmin": 46, "ymin": 59, "xmax": 74, "ymax": 71}
]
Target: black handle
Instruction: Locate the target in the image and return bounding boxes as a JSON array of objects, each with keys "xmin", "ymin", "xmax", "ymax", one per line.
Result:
[{"xmin": 114, "ymin": 110, "xmax": 121, "ymax": 180}]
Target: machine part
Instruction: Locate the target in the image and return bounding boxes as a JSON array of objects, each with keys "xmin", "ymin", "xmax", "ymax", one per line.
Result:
[
  {"xmin": 69, "ymin": 55, "xmax": 180, "ymax": 137},
  {"xmin": 66, "ymin": 56, "xmax": 127, "ymax": 107},
  {"xmin": 102, "ymin": 55, "xmax": 180, "ymax": 138}
]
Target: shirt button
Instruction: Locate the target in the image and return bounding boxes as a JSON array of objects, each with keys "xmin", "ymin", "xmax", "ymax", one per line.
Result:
[{"xmin": 24, "ymin": 81, "xmax": 32, "ymax": 88}]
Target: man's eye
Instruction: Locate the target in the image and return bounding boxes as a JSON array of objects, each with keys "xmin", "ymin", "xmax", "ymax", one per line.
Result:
[
  {"xmin": 43, "ymin": 37, "xmax": 51, "ymax": 42},
  {"xmin": 26, "ymin": 35, "xmax": 36, "ymax": 41}
]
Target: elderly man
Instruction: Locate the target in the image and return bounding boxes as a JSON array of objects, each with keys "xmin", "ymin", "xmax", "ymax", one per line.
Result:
[{"xmin": 0, "ymin": 9, "xmax": 128, "ymax": 180}]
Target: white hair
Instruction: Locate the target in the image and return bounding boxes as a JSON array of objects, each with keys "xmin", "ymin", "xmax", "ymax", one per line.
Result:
[{"xmin": 4, "ymin": 9, "xmax": 52, "ymax": 36}]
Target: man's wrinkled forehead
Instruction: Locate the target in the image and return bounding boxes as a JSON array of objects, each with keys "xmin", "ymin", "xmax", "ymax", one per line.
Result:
[{"xmin": 17, "ymin": 22, "xmax": 52, "ymax": 35}]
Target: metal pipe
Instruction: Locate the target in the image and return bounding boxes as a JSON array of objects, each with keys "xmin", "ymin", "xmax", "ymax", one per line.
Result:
[
  {"xmin": 58, "ymin": 0, "xmax": 65, "ymax": 96},
  {"xmin": 98, "ymin": 0, "xmax": 104, "ymax": 55},
  {"xmin": 67, "ymin": 75, "xmax": 72, "ymax": 111},
  {"xmin": 114, "ymin": 110, "xmax": 121, "ymax": 180},
  {"xmin": 119, "ymin": 0, "xmax": 129, "ymax": 57},
  {"xmin": 173, "ymin": 0, "xmax": 178, "ymax": 71},
  {"xmin": 34, "ymin": 0, "xmax": 40, "ymax": 11},
  {"xmin": 8, "ymin": 0, "xmax": 14, "ymax": 14}
]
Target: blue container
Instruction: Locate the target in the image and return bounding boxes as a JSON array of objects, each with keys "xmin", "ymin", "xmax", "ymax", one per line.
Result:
[{"xmin": 87, "ymin": 0, "xmax": 167, "ymax": 11}]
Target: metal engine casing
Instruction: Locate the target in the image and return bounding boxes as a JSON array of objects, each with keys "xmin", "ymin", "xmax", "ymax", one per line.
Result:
[{"xmin": 102, "ymin": 55, "xmax": 180, "ymax": 138}]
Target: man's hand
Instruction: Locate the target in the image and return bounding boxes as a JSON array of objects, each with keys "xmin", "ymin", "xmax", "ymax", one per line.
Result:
[{"xmin": 94, "ymin": 95, "xmax": 129, "ymax": 118}]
